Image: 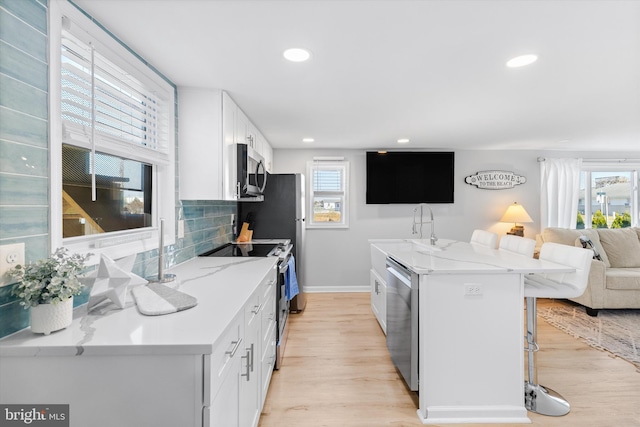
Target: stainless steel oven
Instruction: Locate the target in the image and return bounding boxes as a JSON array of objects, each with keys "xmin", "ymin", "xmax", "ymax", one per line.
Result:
[
  {"xmin": 200, "ymin": 240, "xmax": 290, "ymax": 370},
  {"xmin": 386, "ymin": 256, "xmax": 419, "ymax": 391},
  {"xmin": 275, "ymin": 251, "xmax": 291, "ymax": 370}
]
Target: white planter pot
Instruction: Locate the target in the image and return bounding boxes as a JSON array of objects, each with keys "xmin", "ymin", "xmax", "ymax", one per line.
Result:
[{"xmin": 30, "ymin": 297, "xmax": 74, "ymax": 335}]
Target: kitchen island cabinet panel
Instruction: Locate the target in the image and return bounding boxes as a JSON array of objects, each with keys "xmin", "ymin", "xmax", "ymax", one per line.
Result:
[{"xmin": 370, "ymin": 268, "xmax": 386, "ymax": 333}]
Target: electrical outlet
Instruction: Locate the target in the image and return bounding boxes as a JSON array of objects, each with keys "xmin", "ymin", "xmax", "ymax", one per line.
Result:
[
  {"xmin": 464, "ymin": 283, "xmax": 483, "ymax": 296},
  {"xmin": 0, "ymin": 243, "xmax": 26, "ymax": 287}
]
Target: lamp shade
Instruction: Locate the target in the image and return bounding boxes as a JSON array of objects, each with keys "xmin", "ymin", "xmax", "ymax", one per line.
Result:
[{"xmin": 500, "ymin": 202, "xmax": 533, "ymax": 224}]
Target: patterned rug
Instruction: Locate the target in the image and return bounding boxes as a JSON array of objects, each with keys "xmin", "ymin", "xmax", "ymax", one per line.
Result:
[{"xmin": 538, "ymin": 301, "xmax": 640, "ymax": 371}]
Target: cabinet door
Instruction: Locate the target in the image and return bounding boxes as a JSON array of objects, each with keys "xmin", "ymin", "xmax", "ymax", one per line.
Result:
[
  {"xmin": 222, "ymin": 92, "xmax": 238, "ymax": 200},
  {"xmin": 178, "ymin": 88, "xmax": 223, "ymax": 200},
  {"xmin": 240, "ymin": 291, "xmax": 262, "ymax": 427},
  {"xmin": 370, "ymin": 269, "xmax": 387, "ymax": 334},
  {"xmin": 235, "ymin": 109, "xmax": 252, "ymax": 147},
  {"xmin": 208, "ymin": 352, "xmax": 240, "ymax": 427}
]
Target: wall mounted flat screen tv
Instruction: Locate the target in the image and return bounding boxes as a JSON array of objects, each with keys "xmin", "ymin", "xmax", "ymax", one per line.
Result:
[{"xmin": 366, "ymin": 151, "xmax": 455, "ymax": 204}]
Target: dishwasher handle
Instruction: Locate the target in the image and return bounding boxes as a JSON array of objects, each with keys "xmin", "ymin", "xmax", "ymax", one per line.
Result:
[{"xmin": 386, "ymin": 257, "xmax": 413, "ymax": 287}]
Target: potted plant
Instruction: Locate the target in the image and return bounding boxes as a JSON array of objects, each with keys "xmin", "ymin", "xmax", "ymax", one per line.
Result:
[{"xmin": 9, "ymin": 248, "xmax": 91, "ymax": 335}]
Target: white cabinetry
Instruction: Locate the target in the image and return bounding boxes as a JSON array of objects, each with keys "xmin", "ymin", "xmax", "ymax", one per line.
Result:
[
  {"xmin": 179, "ymin": 88, "xmax": 273, "ymax": 201},
  {"xmin": 0, "ymin": 257, "xmax": 279, "ymax": 427},
  {"xmin": 207, "ymin": 316, "xmax": 243, "ymax": 426},
  {"xmin": 240, "ymin": 286, "xmax": 262, "ymax": 427},
  {"xmin": 178, "ymin": 88, "xmax": 224, "ymax": 200},
  {"xmin": 370, "ymin": 242, "xmax": 389, "ymax": 334},
  {"xmin": 370, "ymin": 269, "xmax": 387, "ymax": 333},
  {"xmin": 211, "ymin": 264, "xmax": 276, "ymax": 427}
]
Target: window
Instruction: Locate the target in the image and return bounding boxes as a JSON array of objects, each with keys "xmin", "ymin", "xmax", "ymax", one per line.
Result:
[
  {"xmin": 307, "ymin": 159, "xmax": 349, "ymax": 228},
  {"xmin": 577, "ymin": 162, "xmax": 640, "ymax": 229},
  {"xmin": 50, "ymin": 1, "xmax": 175, "ymax": 261}
]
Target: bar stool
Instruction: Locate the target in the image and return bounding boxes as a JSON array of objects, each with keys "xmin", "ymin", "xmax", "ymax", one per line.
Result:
[
  {"xmin": 470, "ymin": 229, "xmax": 498, "ymax": 249},
  {"xmin": 499, "ymin": 235, "xmax": 536, "ymax": 257},
  {"xmin": 523, "ymin": 242, "xmax": 592, "ymax": 416}
]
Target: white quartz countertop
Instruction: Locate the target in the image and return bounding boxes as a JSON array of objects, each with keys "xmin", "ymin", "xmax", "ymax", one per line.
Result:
[
  {"xmin": 0, "ymin": 256, "xmax": 278, "ymax": 357},
  {"xmin": 373, "ymin": 238, "xmax": 573, "ymax": 275}
]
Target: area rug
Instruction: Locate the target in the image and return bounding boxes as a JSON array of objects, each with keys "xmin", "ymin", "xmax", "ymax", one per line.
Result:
[{"xmin": 538, "ymin": 301, "xmax": 640, "ymax": 371}]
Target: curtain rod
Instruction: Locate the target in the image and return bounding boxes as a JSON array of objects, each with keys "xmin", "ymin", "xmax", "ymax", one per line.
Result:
[{"xmin": 537, "ymin": 157, "xmax": 640, "ymax": 163}]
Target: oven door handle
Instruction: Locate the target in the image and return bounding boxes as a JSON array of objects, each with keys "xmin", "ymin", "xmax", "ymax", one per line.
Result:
[{"xmin": 279, "ymin": 255, "xmax": 291, "ymax": 274}]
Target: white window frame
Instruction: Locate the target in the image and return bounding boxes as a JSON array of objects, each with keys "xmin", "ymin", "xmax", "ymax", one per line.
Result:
[
  {"xmin": 49, "ymin": 0, "xmax": 175, "ymax": 264},
  {"xmin": 306, "ymin": 158, "xmax": 349, "ymax": 229},
  {"xmin": 580, "ymin": 160, "xmax": 640, "ymax": 229}
]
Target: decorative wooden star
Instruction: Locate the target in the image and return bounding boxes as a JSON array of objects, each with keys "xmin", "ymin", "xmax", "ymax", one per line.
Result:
[{"xmin": 81, "ymin": 254, "xmax": 147, "ymax": 311}]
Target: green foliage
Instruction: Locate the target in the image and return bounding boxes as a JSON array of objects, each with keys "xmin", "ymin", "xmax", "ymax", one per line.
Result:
[
  {"xmin": 611, "ymin": 212, "xmax": 632, "ymax": 229},
  {"xmin": 9, "ymin": 248, "xmax": 92, "ymax": 308},
  {"xmin": 592, "ymin": 210, "xmax": 608, "ymax": 229},
  {"xmin": 576, "ymin": 211, "xmax": 585, "ymax": 229}
]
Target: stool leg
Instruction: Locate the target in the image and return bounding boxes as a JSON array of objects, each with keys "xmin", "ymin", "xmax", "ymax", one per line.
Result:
[{"xmin": 524, "ymin": 297, "xmax": 571, "ymax": 416}]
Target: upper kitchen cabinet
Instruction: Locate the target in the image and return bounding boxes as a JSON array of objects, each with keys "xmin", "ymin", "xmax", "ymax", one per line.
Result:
[
  {"xmin": 179, "ymin": 89, "xmax": 272, "ymax": 201},
  {"xmin": 257, "ymin": 131, "xmax": 273, "ymax": 172},
  {"xmin": 231, "ymin": 100, "xmax": 272, "ymax": 171},
  {"xmin": 179, "ymin": 88, "xmax": 224, "ymax": 200}
]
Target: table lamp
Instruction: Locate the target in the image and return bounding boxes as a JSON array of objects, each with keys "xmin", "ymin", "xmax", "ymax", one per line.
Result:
[{"xmin": 500, "ymin": 202, "xmax": 533, "ymax": 236}]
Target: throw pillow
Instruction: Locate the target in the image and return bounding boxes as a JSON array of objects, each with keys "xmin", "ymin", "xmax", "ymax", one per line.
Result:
[{"xmin": 597, "ymin": 228, "xmax": 640, "ymax": 268}]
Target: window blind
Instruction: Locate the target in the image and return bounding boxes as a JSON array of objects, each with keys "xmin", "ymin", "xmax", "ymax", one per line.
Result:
[
  {"xmin": 61, "ymin": 22, "xmax": 169, "ymax": 165},
  {"xmin": 313, "ymin": 168, "xmax": 343, "ymax": 192}
]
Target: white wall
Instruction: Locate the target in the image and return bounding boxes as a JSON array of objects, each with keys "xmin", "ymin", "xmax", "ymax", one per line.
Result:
[{"xmin": 272, "ymin": 148, "xmax": 633, "ymax": 292}]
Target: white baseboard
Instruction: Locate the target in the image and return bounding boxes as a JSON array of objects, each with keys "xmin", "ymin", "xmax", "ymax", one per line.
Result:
[{"xmin": 304, "ymin": 285, "xmax": 369, "ymax": 293}]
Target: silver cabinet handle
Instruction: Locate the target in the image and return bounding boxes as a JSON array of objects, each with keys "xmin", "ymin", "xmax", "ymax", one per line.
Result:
[
  {"xmin": 225, "ymin": 339, "xmax": 242, "ymax": 357},
  {"xmin": 241, "ymin": 349, "xmax": 251, "ymax": 381},
  {"xmin": 249, "ymin": 343, "xmax": 255, "ymax": 372},
  {"xmin": 251, "ymin": 304, "xmax": 261, "ymax": 314},
  {"xmin": 241, "ymin": 343, "xmax": 255, "ymax": 381}
]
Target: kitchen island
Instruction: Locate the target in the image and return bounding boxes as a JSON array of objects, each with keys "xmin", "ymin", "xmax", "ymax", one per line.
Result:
[
  {"xmin": 0, "ymin": 256, "xmax": 278, "ymax": 427},
  {"xmin": 379, "ymin": 239, "xmax": 573, "ymax": 425}
]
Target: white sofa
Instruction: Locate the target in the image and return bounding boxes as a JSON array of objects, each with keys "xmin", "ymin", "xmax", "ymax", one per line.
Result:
[{"xmin": 535, "ymin": 227, "xmax": 640, "ymax": 316}]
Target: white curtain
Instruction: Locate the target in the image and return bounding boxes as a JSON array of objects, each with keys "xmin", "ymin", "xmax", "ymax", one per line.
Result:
[{"xmin": 540, "ymin": 158, "xmax": 582, "ymax": 229}]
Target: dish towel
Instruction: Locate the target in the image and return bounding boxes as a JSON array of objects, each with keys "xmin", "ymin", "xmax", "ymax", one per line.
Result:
[{"xmin": 285, "ymin": 255, "xmax": 299, "ymax": 301}]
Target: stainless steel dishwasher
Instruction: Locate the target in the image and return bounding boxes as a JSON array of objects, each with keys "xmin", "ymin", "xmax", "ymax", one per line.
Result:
[{"xmin": 386, "ymin": 256, "xmax": 419, "ymax": 391}]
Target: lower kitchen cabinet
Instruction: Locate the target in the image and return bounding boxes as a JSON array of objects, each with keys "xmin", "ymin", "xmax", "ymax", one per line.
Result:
[
  {"xmin": 209, "ymin": 263, "xmax": 277, "ymax": 427},
  {"xmin": 0, "ymin": 257, "xmax": 279, "ymax": 427},
  {"xmin": 370, "ymin": 242, "xmax": 389, "ymax": 334},
  {"xmin": 370, "ymin": 269, "xmax": 387, "ymax": 333},
  {"xmin": 240, "ymin": 286, "xmax": 262, "ymax": 427}
]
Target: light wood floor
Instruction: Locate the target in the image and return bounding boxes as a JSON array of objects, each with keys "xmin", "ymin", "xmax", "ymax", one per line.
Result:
[{"xmin": 258, "ymin": 293, "xmax": 640, "ymax": 427}]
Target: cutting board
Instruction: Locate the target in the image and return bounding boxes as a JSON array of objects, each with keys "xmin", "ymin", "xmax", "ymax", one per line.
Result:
[{"xmin": 132, "ymin": 283, "xmax": 198, "ymax": 316}]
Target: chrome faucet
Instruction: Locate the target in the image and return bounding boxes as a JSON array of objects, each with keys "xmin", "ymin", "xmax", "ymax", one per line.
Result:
[{"xmin": 412, "ymin": 203, "xmax": 437, "ymax": 245}]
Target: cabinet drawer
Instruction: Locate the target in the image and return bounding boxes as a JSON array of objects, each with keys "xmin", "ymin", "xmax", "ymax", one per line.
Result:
[
  {"xmin": 245, "ymin": 290, "xmax": 261, "ymax": 328},
  {"xmin": 261, "ymin": 289, "xmax": 276, "ymax": 348},
  {"xmin": 262, "ymin": 266, "xmax": 277, "ymax": 300},
  {"xmin": 205, "ymin": 314, "xmax": 243, "ymax": 404},
  {"xmin": 260, "ymin": 326, "xmax": 276, "ymax": 404}
]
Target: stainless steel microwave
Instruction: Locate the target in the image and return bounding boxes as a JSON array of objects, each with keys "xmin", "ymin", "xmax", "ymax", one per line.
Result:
[{"xmin": 236, "ymin": 144, "xmax": 267, "ymax": 200}]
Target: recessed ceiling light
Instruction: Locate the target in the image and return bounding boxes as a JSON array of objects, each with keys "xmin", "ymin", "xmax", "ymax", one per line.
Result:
[
  {"xmin": 283, "ymin": 48, "xmax": 311, "ymax": 62},
  {"xmin": 397, "ymin": 138, "xmax": 410, "ymax": 144},
  {"xmin": 302, "ymin": 138, "xmax": 314, "ymax": 143},
  {"xmin": 506, "ymin": 54, "xmax": 538, "ymax": 68}
]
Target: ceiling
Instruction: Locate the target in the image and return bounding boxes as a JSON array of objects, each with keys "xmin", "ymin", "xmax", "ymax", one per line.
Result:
[{"xmin": 72, "ymin": 0, "xmax": 640, "ymax": 152}]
